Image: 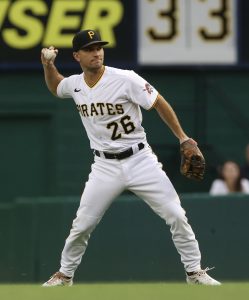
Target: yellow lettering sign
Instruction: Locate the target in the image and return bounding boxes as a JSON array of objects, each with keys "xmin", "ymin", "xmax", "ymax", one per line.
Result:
[
  {"xmin": 0, "ymin": 0, "xmax": 10, "ymax": 30},
  {"xmin": 2, "ymin": 0, "xmax": 47, "ymax": 49},
  {"xmin": 0, "ymin": 0, "xmax": 124, "ymax": 50},
  {"xmin": 44, "ymin": 0, "xmax": 86, "ymax": 47},
  {"xmin": 82, "ymin": 0, "xmax": 123, "ymax": 47}
]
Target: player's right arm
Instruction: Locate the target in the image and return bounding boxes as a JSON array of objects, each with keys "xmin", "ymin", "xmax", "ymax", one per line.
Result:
[
  {"xmin": 154, "ymin": 94, "xmax": 190, "ymax": 144},
  {"xmin": 41, "ymin": 47, "xmax": 64, "ymax": 97}
]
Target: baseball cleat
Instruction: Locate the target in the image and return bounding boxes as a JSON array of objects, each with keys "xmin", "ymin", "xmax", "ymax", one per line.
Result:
[
  {"xmin": 186, "ymin": 267, "xmax": 221, "ymax": 285},
  {"xmin": 42, "ymin": 271, "xmax": 73, "ymax": 287}
]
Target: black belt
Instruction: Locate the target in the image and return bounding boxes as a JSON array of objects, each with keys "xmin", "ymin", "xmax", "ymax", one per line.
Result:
[{"xmin": 94, "ymin": 143, "xmax": 145, "ymax": 160}]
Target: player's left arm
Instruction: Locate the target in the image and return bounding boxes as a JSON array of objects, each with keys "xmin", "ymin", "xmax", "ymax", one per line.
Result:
[{"xmin": 154, "ymin": 94, "xmax": 190, "ymax": 144}]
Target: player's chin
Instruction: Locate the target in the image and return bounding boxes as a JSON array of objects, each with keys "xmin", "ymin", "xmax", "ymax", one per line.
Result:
[
  {"xmin": 92, "ymin": 59, "xmax": 103, "ymax": 66},
  {"xmin": 90, "ymin": 61, "xmax": 103, "ymax": 70}
]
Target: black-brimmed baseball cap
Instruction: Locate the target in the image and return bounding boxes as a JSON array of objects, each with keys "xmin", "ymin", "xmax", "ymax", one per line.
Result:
[{"xmin": 72, "ymin": 29, "xmax": 109, "ymax": 51}]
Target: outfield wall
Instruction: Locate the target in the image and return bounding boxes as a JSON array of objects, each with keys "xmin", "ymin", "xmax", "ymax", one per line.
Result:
[{"xmin": 1, "ymin": 193, "xmax": 249, "ymax": 283}]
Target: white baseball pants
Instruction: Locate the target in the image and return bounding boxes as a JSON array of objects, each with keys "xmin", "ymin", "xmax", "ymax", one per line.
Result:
[{"xmin": 59, "ymin": 146, "xmax": 201, "ymax": 277}]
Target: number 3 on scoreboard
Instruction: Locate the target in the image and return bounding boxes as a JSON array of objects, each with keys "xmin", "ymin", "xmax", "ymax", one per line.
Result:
[
  {"xmin": 199, "ymin": 0, "xmax": 230, "ymax": 40},
  {"xmin": 147, "ymin": 0, "xmax": 231, "ymax": 42}
]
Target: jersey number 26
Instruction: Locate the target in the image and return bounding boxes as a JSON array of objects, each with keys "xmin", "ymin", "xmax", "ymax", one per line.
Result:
[{"xmin": 107, "ymin": 115, "xmax": 135, "ymax": 140}]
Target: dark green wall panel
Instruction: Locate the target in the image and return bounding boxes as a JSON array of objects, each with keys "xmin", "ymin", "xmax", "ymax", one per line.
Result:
[
  {"xmin": 0, "ymin": 204, "xmax": 14, "ymax": 281},
  {"xmin": 1, "ymin": 194, "xmax": 249, "ymax": 283},
  {"xmin": 0, "ymin": 115, "xmax": 55, "ymax": 202}
]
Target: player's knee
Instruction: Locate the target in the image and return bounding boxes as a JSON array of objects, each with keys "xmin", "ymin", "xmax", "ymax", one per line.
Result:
[
  {"xmin": 71, "ymin": 214, "xmax": 100, "ymax": 235},
  {"xmin": 164, "ymin": 206, "xmax": 187, "ymax": 225}
]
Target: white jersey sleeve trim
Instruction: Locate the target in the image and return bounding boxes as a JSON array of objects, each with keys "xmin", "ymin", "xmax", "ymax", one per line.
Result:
[
  {"xmin": 57, "ymin": 75, "xmax": 81, "ymax": 98},
  {"xmin": 57, "ymin": 78, "xmax": 68, "ymax": 98},
  {"xmin": 148, "ymin": 93, "xmax": 159, "ymax": 111}
]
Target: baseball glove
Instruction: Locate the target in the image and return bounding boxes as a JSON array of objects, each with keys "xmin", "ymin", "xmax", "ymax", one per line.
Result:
[{"xmin": 180, "ymin": 139, "xmax": 205, "ymax": 180}]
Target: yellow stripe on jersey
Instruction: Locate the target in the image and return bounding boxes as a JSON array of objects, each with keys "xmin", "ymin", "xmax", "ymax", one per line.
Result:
[
  {"xmin": 148, "ymin": 93, "xmax": 159, "ymax": 110},
  {"xmin": 84, "ymin": 65, "xmax": 106, "ymax": 88}
]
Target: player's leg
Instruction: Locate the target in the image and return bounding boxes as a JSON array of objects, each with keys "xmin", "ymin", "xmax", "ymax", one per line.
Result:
[
  {"xmin": 127, "ymin": 147, "xmax": 201, "ymax": 271},
  {"xmin": 127, "ymin": 147, "xmax": 220, "ymax": 284},
  {"xmin": 43, "ymin": 157, "xmax": 125, "ymax": 286}
]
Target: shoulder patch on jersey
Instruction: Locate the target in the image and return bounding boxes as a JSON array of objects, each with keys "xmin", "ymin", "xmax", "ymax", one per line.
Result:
[{"xmin": 143, "ymin": 83, "xmax": 154, "ymax": 95}]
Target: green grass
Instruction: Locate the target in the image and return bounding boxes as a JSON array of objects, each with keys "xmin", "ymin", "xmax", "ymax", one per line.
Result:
[{"xmin": 0, "ymin": 282, "xmax": 249, "ymax": 300}]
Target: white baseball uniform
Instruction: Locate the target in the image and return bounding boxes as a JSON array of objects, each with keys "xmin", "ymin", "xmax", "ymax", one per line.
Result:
[{"xmin": 56, "ymin": 66, "xmax": 201, "ymax": 277}]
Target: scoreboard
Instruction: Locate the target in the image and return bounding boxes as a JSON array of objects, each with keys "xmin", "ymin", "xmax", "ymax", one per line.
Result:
[
  {"xmin": 0, "ymin": 0, "xmax": 246, "ymax": 69},
  {"xmin": 138, "ymin": 0, "xmax": 237, "ymax": 64}
]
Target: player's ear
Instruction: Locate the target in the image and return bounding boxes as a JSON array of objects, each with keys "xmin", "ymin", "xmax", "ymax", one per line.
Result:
[{"xmin": 73, "ymin": 52, "xmax": 80, "ymax": 62}]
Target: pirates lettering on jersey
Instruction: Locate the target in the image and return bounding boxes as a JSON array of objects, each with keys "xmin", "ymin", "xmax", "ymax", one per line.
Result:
[{"xmin": 76, "ymin": 102, "xmax": 124, "ymax": 117}]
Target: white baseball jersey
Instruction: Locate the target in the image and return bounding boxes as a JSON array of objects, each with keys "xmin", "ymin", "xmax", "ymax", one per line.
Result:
[{"xmin": 57, "ymin": 66, "xmax": 158, "ymax": 152}]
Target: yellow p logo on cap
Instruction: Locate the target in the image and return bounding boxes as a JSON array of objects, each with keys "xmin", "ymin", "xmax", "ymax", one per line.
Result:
[{"xmin": 88, "ymin": 31, "xmax": 95, "ymax": 39}]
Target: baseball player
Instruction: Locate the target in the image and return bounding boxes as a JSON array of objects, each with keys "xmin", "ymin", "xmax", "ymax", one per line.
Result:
[{"xmin": 41, "ymin": 29, "xmax": 220, "ymax": 286}]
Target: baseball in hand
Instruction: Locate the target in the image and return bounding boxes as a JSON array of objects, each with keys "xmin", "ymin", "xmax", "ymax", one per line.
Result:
[{"xmin": 42, "ymin": 48, "xmax": 57, "ymax": 60}]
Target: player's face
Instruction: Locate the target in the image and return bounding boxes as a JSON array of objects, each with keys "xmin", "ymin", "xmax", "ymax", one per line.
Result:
[{"xmin": 73, "ymin": 44, "xmax": 104, "ymax": 71}]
